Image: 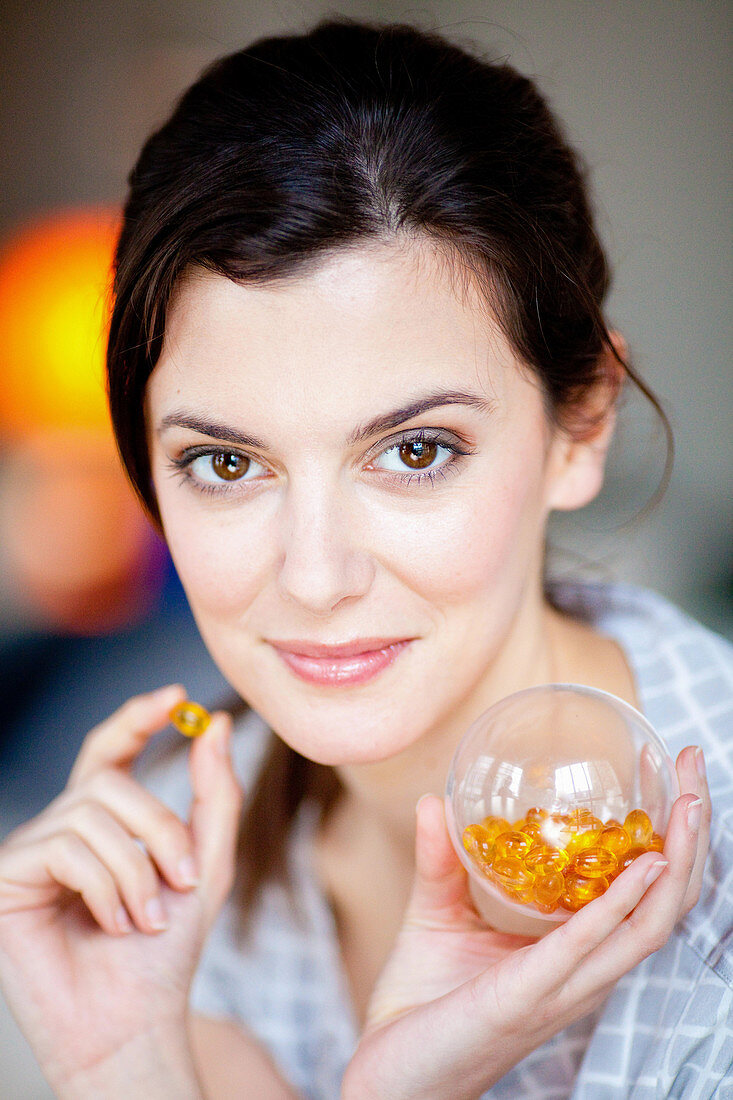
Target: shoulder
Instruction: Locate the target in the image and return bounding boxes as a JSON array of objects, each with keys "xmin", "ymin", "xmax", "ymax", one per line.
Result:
[
  {"xmin": 548, "ymin": 580, "xmax": 733, "ymax": 822},
  {"xmin": 548, "ymin": 579, "xmax": 733, "ymax": 750},
  {"xmin": 548, "ymin": 577, "xmax": 732, "ymax": 665}
]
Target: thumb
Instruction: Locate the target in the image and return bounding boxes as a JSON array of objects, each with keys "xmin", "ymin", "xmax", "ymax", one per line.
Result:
[
  {"xmin": 188, "ymin": 711, "xmax": 244, "ymax": 927},
  {"xmin": 407, "ymin": 794, "xmax": 468, "ymax": 921}
]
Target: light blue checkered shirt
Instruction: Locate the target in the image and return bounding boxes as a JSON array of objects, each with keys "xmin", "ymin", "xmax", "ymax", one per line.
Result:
[{"xmin": 147, "ymin": 583, "xmax": 733, "ymax": 1098}]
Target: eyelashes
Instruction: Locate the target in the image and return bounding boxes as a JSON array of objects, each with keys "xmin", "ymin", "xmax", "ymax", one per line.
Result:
[
  {"xmin": 369, "ymin": 430, "xmax": 473, "ymax": 487},
  {"xmin": 165, "ymin": 428, "xmax": 475, "ymax": 497}
]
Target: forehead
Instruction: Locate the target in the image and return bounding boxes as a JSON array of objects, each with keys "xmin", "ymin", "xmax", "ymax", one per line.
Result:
[{"xmin": 149, "ymin": 239, "xmax": 528, "ymax": 430}]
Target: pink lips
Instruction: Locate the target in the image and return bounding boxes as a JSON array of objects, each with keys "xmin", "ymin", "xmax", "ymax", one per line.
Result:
[{"xmin": 270, "ymin": 637, "xmax": 412, "ymax": 686}]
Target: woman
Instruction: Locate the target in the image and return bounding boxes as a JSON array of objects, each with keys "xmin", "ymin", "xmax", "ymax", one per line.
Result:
[{"xmin": 0, "ymin": 19, "xmax": 728, "ymax": 1099}]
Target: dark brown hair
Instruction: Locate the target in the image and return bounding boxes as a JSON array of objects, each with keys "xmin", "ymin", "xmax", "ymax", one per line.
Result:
[{"xmin": 107, "ymin": 18, "xmax": 670, "ymax": 921}]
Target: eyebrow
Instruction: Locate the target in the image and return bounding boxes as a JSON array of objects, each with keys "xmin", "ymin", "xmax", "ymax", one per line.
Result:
[
  {"xmin": 157, "ymin": 390, "xmax": 493, "ymax": 450},
  {"xmin": 347, "ymin": 391, "xmax": 493, "ymax": 445},
  {"xmin": 157, "ymin": 413, "xmax": 267, "ymax": 450}
]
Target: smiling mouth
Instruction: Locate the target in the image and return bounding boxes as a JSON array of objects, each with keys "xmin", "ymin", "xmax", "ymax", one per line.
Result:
[{"xmin": 269, "ymin": 638, "xmax": 413, "ymax": 686}]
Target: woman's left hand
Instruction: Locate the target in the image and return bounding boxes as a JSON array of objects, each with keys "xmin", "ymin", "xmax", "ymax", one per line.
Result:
[{"xmin": 342, "ymin": 745, "xmax": 710, "ymax": 1100}]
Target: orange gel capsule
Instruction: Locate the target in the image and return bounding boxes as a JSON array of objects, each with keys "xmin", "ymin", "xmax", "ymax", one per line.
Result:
[
  {"xmin": 598, "ymin": 825, "xmax": 631, "ymax": 858},
  {"xmin": 570, "ymin": 809, "xmax": 603, "ymax": 833},
  {"xmin": 571, "ymin": 846, "xmax": 618, "ymax": 878},
  {"xmin": 615, "ymin": 845, "xmax": 648, "ymax": 875},
  {"xmin": 563, "ymin": 871, "xmax": 608, "ymax": 908},
  {"xmin": 561, "ymin": 889, "xmax": 583, "ymax": 913},
  {"xmin": 492, "ymin": 856, "xmax": 535, "ymax": 902},
  {"xmin": 494, "ymin": 831, "xmax": 533, "ymax": 860},
  {"xmin": 567, "ymin": 827, "xmax": 603, "ymax": 858},
  {"xmin": 624, "ymin": 809, "xmax": 653, "ymax": 848},
  {"xmin": 532, "ymin": 870, "xmax": 564, "ymax": 913},
  {"xmin": 648, "ymin": 832, "xmax": 665, "ymax": 853},
  {"xmin": 480, "ymin": 816, "xmax": 512, "ymax": 843},
  {"xmin": 491, "ymin": 855, "xmax": 534, "ymax": 887},
  {"xmin": 508, "ymin": 882, "xmax": 536, "ymax": 904},
  {"xmin": 169, "ymin": 700, "xmax": 211, "ymax": 738},
  {"xmin": 462, "ymin": 824, "xmax": 494, "ymax": 864},
  {"xmin": 524, "ymin": 806, "xmax": 548, "ymax": 824},
  {"xmin": 515, "ymin": 820, "xmax": 543, "ymax": 844},
  {"xmin": 525, "ymin": 844, "xmax": 569, "ymax": 875}
]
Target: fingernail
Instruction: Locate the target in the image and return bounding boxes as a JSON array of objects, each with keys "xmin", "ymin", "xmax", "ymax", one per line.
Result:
[
  {"xmin": 158, "ymin": 683, "xmax": 185, "ymax": 700},
  {"xmin": 214, "ymin": 717, "xmax": 232, "ymax": 757},
  {"xmin": 687, "ymin": 798, "xmax": 703, "ymax": 831},
  {"xmin": 178, "ymin": 855, "xmax": 199, "ymax": 887},
  {"xmin": 695, "ymin": 747, "xmax": 706, "ymax": 781},
  {"xmin": 145, "ymin": 896, "xmax": 168, "ymax": 930},
  {"xmin": 415, "ymin": 794, "xmax": 433, "ymax": 815},
  {"xmin": 115, "ymin": 906, "xmax": 132, "ymax": 934},
  {"xmin": 644, "ymin": 860, "xmax": 668, "ymax": 888}
]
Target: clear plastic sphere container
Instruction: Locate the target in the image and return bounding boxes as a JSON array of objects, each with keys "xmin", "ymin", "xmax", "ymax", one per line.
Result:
[{"xmin": 445, "ymin": 684, "xmax": 678, "ymax": 936}]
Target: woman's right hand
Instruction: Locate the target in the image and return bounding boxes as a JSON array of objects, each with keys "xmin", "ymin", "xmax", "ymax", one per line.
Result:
[{"xmin": 0, "ymin": 684, "xmax": 243, "ymax": 1098}]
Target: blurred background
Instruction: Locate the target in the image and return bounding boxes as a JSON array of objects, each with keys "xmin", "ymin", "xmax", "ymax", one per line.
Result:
[{"xmin": 0, "ymin": 1, "xmax": 730, "ymax": 1093}]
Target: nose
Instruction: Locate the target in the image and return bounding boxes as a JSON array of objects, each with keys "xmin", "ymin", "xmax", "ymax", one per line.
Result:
[{"xmin": 275, "ymin": 479, "xmax": 375, "ymax": 616}]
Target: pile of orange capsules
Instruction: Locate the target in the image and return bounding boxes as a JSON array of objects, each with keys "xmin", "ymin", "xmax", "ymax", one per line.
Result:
[{"xmin": 462, "ymin": 806, "xmax": 664, "ymax": 914}]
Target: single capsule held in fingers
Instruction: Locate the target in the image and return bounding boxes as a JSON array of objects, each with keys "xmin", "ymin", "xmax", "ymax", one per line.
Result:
[{"xmin": 170, "ymin": 700, "xmax": 211, "ymax": 738}]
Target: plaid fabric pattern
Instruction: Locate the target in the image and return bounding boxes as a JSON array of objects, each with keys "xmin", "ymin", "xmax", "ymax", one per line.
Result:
[{"xmin": 147, "ymin": 583, "xmax": 733, "ymax": 1098}]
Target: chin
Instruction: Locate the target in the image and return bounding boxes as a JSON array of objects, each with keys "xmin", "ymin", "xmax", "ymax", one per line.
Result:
[{"xmin": 264, "ymin": 704, "xmax": 426, "ymax": 767}]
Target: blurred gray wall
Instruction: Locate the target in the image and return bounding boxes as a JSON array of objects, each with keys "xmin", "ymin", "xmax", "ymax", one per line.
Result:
[{"xmin": 2, "ymin": 0, "xmax": 731, "ymax": 634}]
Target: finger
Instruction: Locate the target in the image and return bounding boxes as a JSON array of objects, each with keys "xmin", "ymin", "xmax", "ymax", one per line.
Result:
[
  {"xmin": 623, "ymin": 788, "xmax": 699, "ymax": 929},
  {"xmin": 406, "ymin": 794, "xmax": 468, "ymax": 921},
  {"xmin": 505, "ymin": 846, "xmax": 668, "ymax": 1008},
  {"xmin": 69, "ymin": 683, "xmax": 187, "ymax": 785},
  {"xmin": 550, "ymin": 790, "xmax": 701, "ymax": 1006},
  {"xmin": 187, "ymin": 713, "xmax": 243, "ymax": 927},
  {"xmin": 674, "ymin": 746, "xmax": 711, "ymax": 911},
  {"xmin": 0, "ymin": 833, "xmax": 132, "ymax": 936},
  {"xmin": 45, "ymin": 770, "xmax": 197, "ymax": 895},
  {"xmin": 40, "ymin": 802, "xmax": 170, "ymax": 934}
]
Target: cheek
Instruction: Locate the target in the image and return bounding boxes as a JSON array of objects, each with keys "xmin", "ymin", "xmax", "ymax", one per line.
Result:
[
  {"xmin": 159, "ymin": 499, "xmax": 271, "ymax": 621},
  {"xmin": 159, "ymin": 465, "xmax": 548, "ymax": 624},
  {"xmin": 378, "ymin": 468, "xmax": 548, "ymax": 607}
]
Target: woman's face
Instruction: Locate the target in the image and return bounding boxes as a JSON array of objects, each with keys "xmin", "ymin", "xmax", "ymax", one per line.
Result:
[{"xmin": 147, "ymin": 240, "xmax": 589, "ymax": 765}]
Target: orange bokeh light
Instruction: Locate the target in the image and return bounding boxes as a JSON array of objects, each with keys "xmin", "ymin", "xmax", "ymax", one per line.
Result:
[
  {"xmin": 0, "ymin": 207, "xmax": 169, "ymax": 634},
  {"xmin": 0, "ymin": 207, "xmax": 120, "ymax": 436}
]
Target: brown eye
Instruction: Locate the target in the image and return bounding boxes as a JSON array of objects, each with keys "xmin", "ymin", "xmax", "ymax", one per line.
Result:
[
  {"xmin": 398, "ymin": 439, "xmax": 438, "ymax": 470},
  {"xmin": 212, "ymin": 451, "xmax": 249, "ymax": 480}
]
